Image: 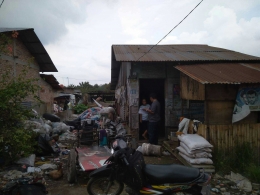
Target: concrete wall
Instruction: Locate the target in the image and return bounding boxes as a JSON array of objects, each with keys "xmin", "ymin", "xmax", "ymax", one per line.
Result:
[{"xmin": 127, "ymin": 63, "xmax": 182, "ymax": 138}]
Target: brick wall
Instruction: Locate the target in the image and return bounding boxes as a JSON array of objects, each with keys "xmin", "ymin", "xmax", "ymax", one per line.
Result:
[{"xmin": 0, "ymin": 33, "xmax": 54, "ymax": 114}]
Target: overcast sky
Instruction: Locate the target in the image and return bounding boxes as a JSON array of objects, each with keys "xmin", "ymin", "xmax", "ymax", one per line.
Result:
[{"xmin": 1, "ymin": 0, "xmax": 260, "ymax": 86}]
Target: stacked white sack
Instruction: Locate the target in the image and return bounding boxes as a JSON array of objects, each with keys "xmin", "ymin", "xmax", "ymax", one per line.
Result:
[{"xmin": 177, "ymin": 134, "xmax": 213, "ymax": 165}]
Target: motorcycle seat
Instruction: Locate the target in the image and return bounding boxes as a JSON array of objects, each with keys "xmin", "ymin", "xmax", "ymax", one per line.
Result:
[{"xmin": 144, "ymin": 164, "xmax": 200, "ymax": 184}]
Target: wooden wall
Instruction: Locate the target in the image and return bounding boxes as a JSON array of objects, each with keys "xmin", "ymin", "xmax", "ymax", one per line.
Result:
[
  {"xmin": 206, "ymin": 101, "xmax": 234, "ymax": 125},
  {"xmin": 180, "ymin": 73, "xmax": 205, "ymax": 100},
  {"xmin": 198, "ymin": 123, "xmax": 260, "ymax": 151},
  {"xmin": 206, "ymin": 84, "xmax": 238, "ymax": 100}
]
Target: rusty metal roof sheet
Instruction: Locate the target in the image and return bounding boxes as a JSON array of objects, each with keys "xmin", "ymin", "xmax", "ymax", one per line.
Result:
[
  {"xmin": 175, "ymin": 63, "xmax": 260, "ymax": 84},
  {"xmin": 40, "ymin": 74, "xmax": 63, "ymax": 90},
  {"xmin": 0, "ymin": 28, "xmax": 58, "ymax": 72},
  {"xmin": 112, "ymin": 45, "xmax": 260, "ymax": 62}
]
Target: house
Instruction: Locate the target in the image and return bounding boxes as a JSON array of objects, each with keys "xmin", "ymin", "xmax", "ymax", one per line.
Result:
[
  {"xmin": 111, "ymin": 44, "xmax": 260, "ymax": 149},
  {"xmin": 0, "ymin": 28, "xmax": 58, "ymax": 114},
  {"xmin": 40, "ymin": 74, "xmax": 63, "ymax": 112}
]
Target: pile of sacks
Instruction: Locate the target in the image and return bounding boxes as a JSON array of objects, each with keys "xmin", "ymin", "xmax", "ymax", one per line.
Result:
[{"xmin": 176, "ymin": 134, "xmax": 213, "ymax": 165}]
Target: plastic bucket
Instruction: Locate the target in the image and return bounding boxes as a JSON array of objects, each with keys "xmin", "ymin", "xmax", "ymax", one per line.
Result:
[{"xmin": 142, "ymin": 143, "xmax": 162, "ymax": 156}]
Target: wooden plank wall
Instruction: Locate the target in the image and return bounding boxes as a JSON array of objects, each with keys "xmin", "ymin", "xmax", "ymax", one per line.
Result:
[
  {"xmin": 198, "ymin": 123, "xmax": 260, "ymax": 150},
  {"xmin": 180, "ymin": 73, "xmax": 205, "ymax": 100}
]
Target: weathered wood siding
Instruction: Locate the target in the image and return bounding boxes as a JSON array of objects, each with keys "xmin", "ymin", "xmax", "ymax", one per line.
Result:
[
  {"xmin": 206, "ymin": 84, "xmax": 238, "ymax": 100},
  {"xmin": 180, "ymin": 73, "xmax": 205, "ymax": 100},
  {"xmin": 127, "ymin": 78, "xmax": 139, "ymax": 137},
  {"xmin": 198, "ymin": 123, "xmax": 260, "ymax": 151},
  {"xmin": 207, "ymin": 101, "xmax": 234, "ymax": 125}
]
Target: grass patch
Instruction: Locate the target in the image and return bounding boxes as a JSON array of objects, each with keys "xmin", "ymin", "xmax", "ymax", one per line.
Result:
[{"xmin": 213, "ymin": 142, "xmax": 259, "ymax": 182}]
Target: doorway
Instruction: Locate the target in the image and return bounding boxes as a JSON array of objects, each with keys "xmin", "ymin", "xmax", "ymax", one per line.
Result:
[{"xmin": 139, "ymin": 79, "xmax": 165, "ymax": 140}]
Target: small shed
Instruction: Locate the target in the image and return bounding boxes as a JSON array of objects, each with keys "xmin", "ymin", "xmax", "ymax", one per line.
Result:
[{"xmin": 110, "ymin": 44, "xmax": 260, "ymax": 146}]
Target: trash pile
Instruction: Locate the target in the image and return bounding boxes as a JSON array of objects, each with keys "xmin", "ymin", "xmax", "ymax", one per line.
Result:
[
  {"xmin": 24, "ymin": 112, "xmax": 74, "ymax": 136},
  {"xmin": 210, "ymin": 173, "xmax": 259, "ymax": 194},
  {"xmin": 176, "ymin": 134, "xmax": 213, "ymax": 165},
  {"xmin": 0, "ymin": 153, "xmax": 64, "ymax": 194},
  {"xmin": 79, "ymin": 107, "xmax": 102, "ymax": 121}
]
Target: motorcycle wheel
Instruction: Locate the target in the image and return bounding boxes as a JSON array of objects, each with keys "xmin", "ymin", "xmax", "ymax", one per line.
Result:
[
  {"xmin": 87, "ymin": 177, "xmax": 124, "ymax": 195},
  {"xmin": 183, "ymin": 184, "xmax": 202, "ymax": 195}
]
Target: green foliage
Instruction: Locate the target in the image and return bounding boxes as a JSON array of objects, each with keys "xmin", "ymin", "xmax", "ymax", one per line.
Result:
[
  {"xmin": 247, "ymin": 164, "xmax": 260, "ymax": 183},
  {"xmin": 73, "ymin": 103, "xmax": 88, "ymax": 114},
  {"xmin": 0, "ymin": 66, "xmax": 41, "ymax": 164},
  {"xmin": 72, "ymin": 81, "xmax": 112, "ymax": 95},
  {"xmin": 213, "ymin": 142, "xmax": 259, "ymax": 181}
]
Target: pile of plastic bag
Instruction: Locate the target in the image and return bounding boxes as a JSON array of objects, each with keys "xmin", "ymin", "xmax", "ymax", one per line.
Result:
[
  {"xmin": 177, "ymin": 134, "xmax": 213, "ymax": 164},
  {"xmin": 79, "ymin": 107, "xmax": 102, "ymax": 120}
]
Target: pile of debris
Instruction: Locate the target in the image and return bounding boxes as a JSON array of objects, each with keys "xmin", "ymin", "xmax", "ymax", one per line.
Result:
[{"xmin": 210, "ymin": 172, "xmax": 260, "ymax": 195}]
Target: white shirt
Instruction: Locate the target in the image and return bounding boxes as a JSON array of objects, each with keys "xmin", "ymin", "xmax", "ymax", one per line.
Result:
[{"xmin": 138, "ymin": 104, "xmax": 150, "ymax": 121}]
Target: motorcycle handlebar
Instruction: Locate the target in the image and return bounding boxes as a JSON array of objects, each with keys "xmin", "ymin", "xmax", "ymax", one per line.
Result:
[{"xmin": 122, "ymin": 155, "xmax": 129, "ymax": 166}]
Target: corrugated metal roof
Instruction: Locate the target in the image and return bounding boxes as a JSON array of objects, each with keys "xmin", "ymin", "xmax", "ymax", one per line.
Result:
[
  {"xmin": 0, "ymin": 28, "xmax": 58, "ymax": 72},
  {"xmin": 175, "ymin": 63, "xmax": 260, "ymax": 84},
  {"xmin": 40, "ymin": 74, "xmax": 63, "ymax": 90},
  {"xmin": 112, "ymin": 45, "xmax": 260, "ymax": 62}
]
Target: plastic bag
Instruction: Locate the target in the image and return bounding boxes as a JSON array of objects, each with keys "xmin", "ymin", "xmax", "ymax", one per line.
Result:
[
  {"xmin": 43, "ymin": 124, "xmax": 52, "ymax": 133},
  {"xmin": 16, "ymin": 154, "xmax": 35, "ymax": 167},
  {"xmin": 225, "ymin": 172, "xmax": 252, "ymax": 192},
  {"xmin": 39, "ymin": 163, "xmax": 57, "ymax": 170}
]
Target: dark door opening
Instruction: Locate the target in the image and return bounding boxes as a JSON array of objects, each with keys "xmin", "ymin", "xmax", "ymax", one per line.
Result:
[{"xmin": 139, "ymin": 79, "xmax": 165, "ymax": 140}]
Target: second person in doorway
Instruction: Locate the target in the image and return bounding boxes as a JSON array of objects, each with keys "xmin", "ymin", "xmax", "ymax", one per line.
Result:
[
  {"xmin": 144, "ymin": 93, "xmax": 161, "ymax": 145},
  {"xmin": 139, "ymin": 98, "xmax": 150, "ymax": 139}
]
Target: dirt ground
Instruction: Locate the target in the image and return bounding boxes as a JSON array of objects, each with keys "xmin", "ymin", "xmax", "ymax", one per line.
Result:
[{"xmin": 47, "ymin": 152, "xmax": 181, "ymax": 195}]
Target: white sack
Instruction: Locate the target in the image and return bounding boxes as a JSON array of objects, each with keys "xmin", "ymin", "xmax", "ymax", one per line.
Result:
[
  {"xmin": 180, "ymin": 142, "xmax": 212, "ymax": 154},
  {"xmin": 179, "ymin": 152, "xmax": 213, "ymax": 165},
  {"xmin": 178, "ymin": 118, "xmax": 190, "ymax": 134},
  {"xmin": 178, "ymin": 134, "xmax": 213, "ymax": 151},
  {"xmin": 177, "ymin": 146, "xmax": 212, "ymax": 158}
]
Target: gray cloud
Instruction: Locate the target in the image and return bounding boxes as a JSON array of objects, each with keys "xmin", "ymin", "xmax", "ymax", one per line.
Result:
[
  {"xmin": 0, "ymin": 0, "xmax": 89, "ymax": 44},
  {"xmin": 1, "ymin": 0, "xmax": 260, "ymax": 86}
]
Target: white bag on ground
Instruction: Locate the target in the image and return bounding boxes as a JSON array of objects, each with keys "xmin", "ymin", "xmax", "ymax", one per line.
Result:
[
  {"xmin": 24, "ymin": 121, "xmax": 43, "ymax": 130},
  {"xmin": 180, "ymin": 142, "xmax": 212, "ymax": 154},
  {"xmin": 52, "ymin": 122, "xmax": 70, "ymax": 133},
  {"xmin": 225, "ymin": 172, "xmax": 252, "ymax": 192},
  {"xmin": 179, "ymin": 152, "xmax": 213, "ymax": 164},
  {"xmin": 39, "ymin": 163, "xmax": 57, "ymax": 170},
  {"xmin": 43, "ymin": 124, "xmax": 52, "ymax": 133},
  {"xmin": 16, "ymin": 154, "xmax": 35, "ymax": 166},
  {"xmin": 178, "ymin": 134, "xmax": 213, "ymax": 151},
  {"xmin": 177, "ymin": 146, "xmax": 212, "ymax": 158}
]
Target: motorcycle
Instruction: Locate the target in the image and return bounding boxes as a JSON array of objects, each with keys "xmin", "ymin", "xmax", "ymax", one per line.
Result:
[
  {"xmin": 104, "ymin": 120, "xmax": 135, "ymax": 149},
  {"xmin": 87, "ymin": 137, "xmax": 211, "ymax": 195}
]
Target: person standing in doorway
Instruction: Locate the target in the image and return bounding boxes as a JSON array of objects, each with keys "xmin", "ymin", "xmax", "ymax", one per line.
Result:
[
  {"xmin": 144, "ymin": 93, "xmax": 161, "ymax": 145},
  {"xmin": 139, "ymin": 98, "xmax": 150, "ymax": 140}
]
